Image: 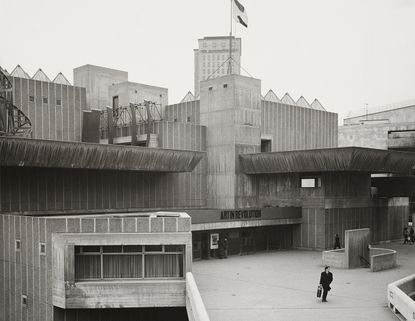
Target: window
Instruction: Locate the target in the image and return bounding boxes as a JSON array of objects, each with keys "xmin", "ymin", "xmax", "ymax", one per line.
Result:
[
  {"xmin": 29, "ymin": 95, "xmax": 34, "ymax": 102},
  {"xmin": 39, "ymin": 242, "xmax": 46, "ymax": 255},
  {"xmin": 301, "ymin": 177, "xmax": 321, "ymax": 188},
  {"xmin": 187, "ymin": 116, "xmax": 191, "ymax": 122},
  {"xmin": 208, "ymin": 87, "xmax": 213, "ymax": 91},
  {"xmin": 21, "ymin": 295, "xmax": 27, "ymax": 306},
  {"xmin": 56, "ymin": 99, "xmax": 61, "ymax": 106},
  {"xmin": 223, "ymin": 84, "xmax": 228, "ymax": 88},
  {"xmin": 261, "ymin": 139, "xmax": 272, "ymax": 152},
  {"xmin": 112, "ymin": 96, "xmax": 119, "ymax": 109},
  {"xmin": 43, "ymin": 97, "xmax": 48, "ymax": 104},
  {"xmin": 75, "ymin": 245, "xmax": 184, "ymax": 281},
  {"xmin": 15, "ymin": 239, "xmax": 21, "ymax": 251}
]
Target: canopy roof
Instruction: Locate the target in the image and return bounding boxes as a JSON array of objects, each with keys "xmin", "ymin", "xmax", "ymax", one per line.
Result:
[
  {"xmin": 240, "ymin": 147, "xmax": 415, "ymax": 175},
  {"xmin": 0, "ymin": 137, "xmax": 204, "ymax": 172}
]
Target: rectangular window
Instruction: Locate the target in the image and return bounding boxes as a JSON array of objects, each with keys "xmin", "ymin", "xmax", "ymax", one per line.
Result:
[
  {"xmin": 56, "ymin": 99, "xmax": 61, "ymax": 105},
  {"xmin": 74, "ymin": 245, "xmax": 183, "ymax": 281},
  {"xmin": 112, "ymin": 96, "xmax": 119, "ymax": 109},
  {"xmin": 300, "ymin": 177, "xmax": 321, "ymax": 188},
  {"xmin": 15, "ymin": 240, "xmax": 21, "ymax": 251},
  {"xmin": 39, "ymin": 242, "xmax": 46, "ymax": 255},
  {"xmin": 29, "ymin": 95, "xmax": 35, "ymax": 102},
  {"xmin": 43, "ymin": 97, "xmax": 48, "ymax": 104},
  {"xmin": 22, "ymin": 295, "xmax": 27, "ymax": 306},
  {"xmin": 261, "ymin": 139, "xmax": 272, "ymax": 152}
]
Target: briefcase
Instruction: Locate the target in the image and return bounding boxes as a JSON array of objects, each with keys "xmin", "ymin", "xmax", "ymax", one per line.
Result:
[{"xmin": 317, "ymin": 285, "xmax": 322, "ymax": 298}]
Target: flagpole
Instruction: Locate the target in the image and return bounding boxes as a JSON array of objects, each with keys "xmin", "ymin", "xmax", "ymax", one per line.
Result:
[{"xmin": 229, "ymin": 0, "xmax": 232, "ymax": 75}]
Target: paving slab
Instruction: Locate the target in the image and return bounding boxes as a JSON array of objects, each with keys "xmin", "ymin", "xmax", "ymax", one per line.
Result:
[{"xmin": 193, "ymin": 242, "xmax": 415, "ymax": 321}]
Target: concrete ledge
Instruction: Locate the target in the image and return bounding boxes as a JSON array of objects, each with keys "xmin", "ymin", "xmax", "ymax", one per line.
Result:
[
  {"xmin": 370, "ymin": 248, "xmax": 396, "ymax": 272},
  {"xmin": 186, "ymin": 272, "xmax": 210, "ymax": 321},
  {"xmin": 388, "ymin": 274, "xmax": 415, "ymax": 320},
  {"xmin": 322, "ymin": 249, "xmax": 347, "ymax": 268}
]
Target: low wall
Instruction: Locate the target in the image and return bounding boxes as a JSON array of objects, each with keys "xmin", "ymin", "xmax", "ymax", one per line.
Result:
[
  {"xmin": 388, "ymin": 274, "xmax": 415, "ymax": 320},
  {"xmin": 322, "ymin": 249, "xmax": 347, "ymax": 269},
  {"xmin": 186, "ymin": 272, "xmax": 210, "ymax": 321},
  {"xmin": 370, "ymin": 248, "xmax": 396, "ymax": 272}
]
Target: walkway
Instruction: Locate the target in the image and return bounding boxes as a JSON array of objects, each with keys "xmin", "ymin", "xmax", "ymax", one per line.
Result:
[{"xmin": 193, "ymin": 242, "xmax": 415, "ymax": 321}]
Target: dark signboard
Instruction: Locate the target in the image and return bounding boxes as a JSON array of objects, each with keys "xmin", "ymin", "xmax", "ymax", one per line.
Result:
[
  {"xmin": 220, "ymin": 209, "xmax": 261, "ymax": 220},
  {"xmin": 186, "ymin": 207, "xmax": 301, "ymax": 224}
]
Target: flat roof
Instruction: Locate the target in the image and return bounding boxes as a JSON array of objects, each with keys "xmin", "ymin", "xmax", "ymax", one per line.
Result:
[
  {"xmin": 240, "ymin": 147, "xmax": 415, "ymax": 175},
  {"xmin": 0, "ymin": 137, "xmax": 204, "ymax": 172}
]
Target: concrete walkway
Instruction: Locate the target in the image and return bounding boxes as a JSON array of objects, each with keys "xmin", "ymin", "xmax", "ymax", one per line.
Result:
[{"xmin": 193, "ymin": 242, "xmax": 415, "ymax": 321}]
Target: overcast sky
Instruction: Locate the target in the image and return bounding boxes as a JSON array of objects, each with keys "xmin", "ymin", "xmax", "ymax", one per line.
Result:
[{"xmin": 1, "ymin": 0, "xmax": 414, "ymax": 123}]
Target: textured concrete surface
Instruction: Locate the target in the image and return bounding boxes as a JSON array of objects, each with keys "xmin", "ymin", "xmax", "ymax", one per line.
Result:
[{"xmin": 193, "ymin": 241, "xmax": 415, "ymax": 321}]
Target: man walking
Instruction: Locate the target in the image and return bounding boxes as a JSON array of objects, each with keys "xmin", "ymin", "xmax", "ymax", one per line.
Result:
[{"xmin": 319, "ymin": 266, "xmax": 333, "ymax": 302}]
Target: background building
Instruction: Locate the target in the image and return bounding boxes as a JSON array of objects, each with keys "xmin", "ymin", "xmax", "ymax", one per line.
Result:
[
  {"xmin": 74, "ymin": 64, "xmax": 168, "ymax": 115},
  {"xmin": 339, "ymin": 99, "xmax": 415, "ymax": 151},
  {"xmin": 194, "ymin": 36, "xmax": 241, "ymax": 98},
  {"xmin": 73, "ymin": 64, "xmax": 128, "ymax": 110}
]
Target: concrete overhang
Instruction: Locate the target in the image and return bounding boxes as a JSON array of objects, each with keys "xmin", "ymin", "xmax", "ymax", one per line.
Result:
[
  {"xmin": 0, "ymin": 137, "xmax": 204, "ymax": 172},
  {"xmin": 239, "ymin": 147, "xmax": 415, "ymax": 175}
]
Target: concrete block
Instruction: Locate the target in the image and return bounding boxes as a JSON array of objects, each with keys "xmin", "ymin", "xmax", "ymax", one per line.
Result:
[
  {"xmin": 164, "ymin": 217, "xmax": 177, "ymax": 232},
  {"xmin": 67, "ymin": 219, "xmax": 80, "ymax": 233},
  {"xmin": 80, "ymin": 218, "xmax": 94, "ymax": 233},
  {"xmin": 95, "ymin": 218, "xmax": 108, "ymax": 233},
  {"xmin": 178, "ymin": 217, "xmax": 191, "ymax": 232},
  {"xmin": 151, "ymin": 217, "xmax": 163, "ymax": 233},
  {"xmin": 123, "ymin": 218, "xmax": 136, "ymax": 233},
  {"xmin": 109, "ymin": 218, "xmax": 122, "ymax": 233},
  {"xmin": 136, "ymin": 218, "xmax": 149, "ymax": 233}
]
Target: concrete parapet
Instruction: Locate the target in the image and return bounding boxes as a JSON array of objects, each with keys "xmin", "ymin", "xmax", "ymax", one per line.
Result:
[
  {"xmin": 322, "ymin": 249, "xmax": 347, "ymax": 268},
  {"xmin": 186, "ymin": 272, "xmax": 210, "ymax": 321},
  {"xmin": 370, "ymin": 248, "xmax": 396, "ymax": 272},
  {"xmin": 388, "ymin": 274, "xmax": 415, "ymax": 320}
]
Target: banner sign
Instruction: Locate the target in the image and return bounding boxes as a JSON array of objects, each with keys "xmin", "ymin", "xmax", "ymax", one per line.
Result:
[{"xmin": 220, "ymin": 209, "xmax": 261, "ymax": 220}]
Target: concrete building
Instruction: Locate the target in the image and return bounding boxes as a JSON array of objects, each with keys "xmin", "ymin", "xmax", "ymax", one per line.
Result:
[
  {"xmin": 0, "ymin": 137, "xmax": 205, "ymax": 321},
  {"xmin": 6, "ymin": 65, "xmax": 87, "ymax": 141},
  {"xmin": 74, "ymin": 64, "xmax": 168, "ymax": 115},
  {"xmin": 339, "ymin": 99, "xmax": 415, "ymax": 151},
  {"xmin": 3, "ymin": 61, "xmax": 415, "ymax": 320},
  {"xmin": 73, "ymin": 64, "xmax": 128, "ymax": 110},
  {"xmin": 91, "ymin": 72, "xmax": 415, "ymax": 258},
  {"xmin": 194, "ymin": 36, "xmax": 241, "ymax": 98},
  {"xmin": 338, "ymin": 99, "xmax": 415, "ymax": 223}
]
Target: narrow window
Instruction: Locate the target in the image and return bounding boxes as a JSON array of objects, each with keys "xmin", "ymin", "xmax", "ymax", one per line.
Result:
[
  {"xmin": 56, "ymin": 99, "xmax": 61, "ymax": 106},
  {"xmin": 29, "ymin": 95, "xmax": 34, "ymax": 102},
  {"xmin": 43, "ymin": 97, "xmax": 48, "ymax": 104},
  {"xmin": 22, "ymin": 295, "xmax": 27, "ymax": 306},
  {"xmin": 15, "ymin": 239, "xmax": 21, "ymax": 251},
  {"xmin": 39, "ymin": 242, "xmax": 46, "ymax": 255},
  {"xmin": 112, "ymin": 96, "xmax": 119, "ymax": 109}
]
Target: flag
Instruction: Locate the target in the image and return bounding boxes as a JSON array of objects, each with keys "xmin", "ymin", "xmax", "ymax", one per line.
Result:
[{"xmin": 232, "ymin": 0, "xmax": 248, "ymax": 28}]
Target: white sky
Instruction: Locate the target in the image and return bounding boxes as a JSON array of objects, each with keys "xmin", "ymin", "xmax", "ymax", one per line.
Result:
[{"xmin": 1, "ymin": 0, "xmax": 414, "ymax": 123}]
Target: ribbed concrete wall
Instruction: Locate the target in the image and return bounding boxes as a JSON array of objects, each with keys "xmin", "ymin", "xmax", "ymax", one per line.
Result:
[
  {"xmin": 165, "ymin": 100, "xmax": 200, "ymax": 124},
  {"xmin": 0, "ymin": 166, "xmax": 206, "ymax": 214},
  {"xmin": 261, "ymin": 100, "xmax": 338, "ymax": 151},
  {"xmin": 10, "ymin": 76, "xmax": 87, "ymax": 142}
]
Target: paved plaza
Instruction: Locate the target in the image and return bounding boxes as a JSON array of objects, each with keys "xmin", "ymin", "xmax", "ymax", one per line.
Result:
[{"xmin": 193, "ymin": 242, "xmax": 415, "ymax": 321}]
